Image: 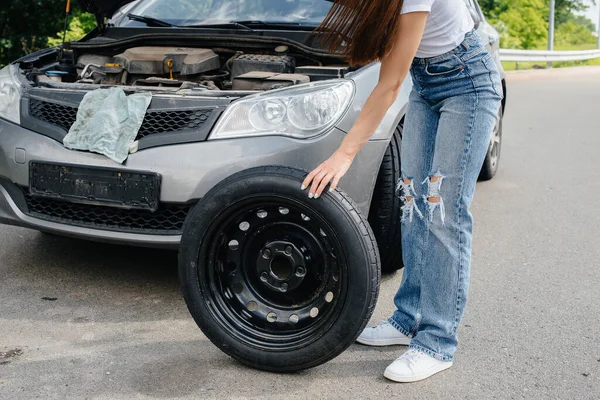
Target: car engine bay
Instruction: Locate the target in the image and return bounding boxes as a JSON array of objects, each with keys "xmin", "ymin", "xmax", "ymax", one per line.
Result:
[{"xmin": 27, "ymin": 45, "xmax": 350, "ymax": 94}]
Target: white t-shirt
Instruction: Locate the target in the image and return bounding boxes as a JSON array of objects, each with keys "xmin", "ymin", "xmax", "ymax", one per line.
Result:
[{"xmin": 401, "ymin": 0, "xmax": 475, "ymax": 58}]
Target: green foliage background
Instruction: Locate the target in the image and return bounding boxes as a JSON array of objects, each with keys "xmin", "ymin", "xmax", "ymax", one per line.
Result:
[
  {"xmin": 0, "ymin": 1, "xmax": 96, "ymax": 68},
  {"xmin": 0, "ymin": 0, "xmax": 598, "ymax": 68},
  {"xmin": 479, "ymin": 0, "xmax": 597, "ymax": 49}
]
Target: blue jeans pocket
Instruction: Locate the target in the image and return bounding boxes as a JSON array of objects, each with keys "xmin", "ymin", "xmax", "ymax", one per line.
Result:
[
  {"xmin": 481, "ymin": 54, "xmax": 502, "ymax": 97},
  {"xmin": 425, "ymin": 55, "xmax": 465, "ymax": 78}
]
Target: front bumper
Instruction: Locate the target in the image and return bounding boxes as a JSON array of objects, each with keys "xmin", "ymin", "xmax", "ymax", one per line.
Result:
[{"xmin": 0, "ymin": 119, "xmax": 388, "ymax": 247}]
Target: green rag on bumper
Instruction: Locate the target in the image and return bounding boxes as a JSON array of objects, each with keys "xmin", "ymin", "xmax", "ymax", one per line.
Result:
[{"xmin": 63, "ymin": 87, "xmax": 152, "ymax": 164}]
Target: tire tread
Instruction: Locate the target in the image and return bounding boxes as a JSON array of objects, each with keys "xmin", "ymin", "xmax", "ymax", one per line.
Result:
[{"xmin": 368, "ymin": 125, "xmax": 404, "ymax": 273}]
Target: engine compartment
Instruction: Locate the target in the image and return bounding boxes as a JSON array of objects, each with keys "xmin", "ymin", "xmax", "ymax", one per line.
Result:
[{"xmin": 31, "ymin": 45, "xmax": 350, "ymax": 93}]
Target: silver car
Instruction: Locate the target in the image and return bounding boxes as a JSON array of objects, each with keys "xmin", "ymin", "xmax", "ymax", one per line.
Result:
[{"xmin": 0, "ymin": 0, "xmax": 506, "ymax": 372}]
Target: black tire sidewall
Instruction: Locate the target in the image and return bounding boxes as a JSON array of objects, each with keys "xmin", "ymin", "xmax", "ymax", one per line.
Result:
[
  {"xmin": 368, "ymin": 124, "xmax": 404, "ymax": 273},
  {"xmin": 178, "ymin": 167, "xmax": 380, "ymax": 372}
]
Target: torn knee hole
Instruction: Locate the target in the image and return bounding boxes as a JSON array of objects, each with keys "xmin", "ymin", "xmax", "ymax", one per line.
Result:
[
  {"xmin": 399, "ymin": 177, "xmax": 423, "ymax": 222},
  {"xmin": 423, "ymin": 174, "xmax": 445, "ymax": 223}
]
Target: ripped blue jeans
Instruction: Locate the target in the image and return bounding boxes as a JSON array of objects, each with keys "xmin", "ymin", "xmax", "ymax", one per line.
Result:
[{"xmin": 389, "ymin": 30, "xmax": 503, "ymax": 361}]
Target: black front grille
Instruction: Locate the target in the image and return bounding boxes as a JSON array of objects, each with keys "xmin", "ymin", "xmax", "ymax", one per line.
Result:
[
  {"xmin": 138, "ymin": 109, "xmax": 211, "ymax": 139},
  {"xmin": 29, "ymin": 99, "xmax": 77, "ymax": 132},
  {"xmin": 28, "ymin": 99, "xmax": 213, "ymax": 141},
  {"xmin": 22, "ymin": 189, "xmax": 191, "ymax": 235}
]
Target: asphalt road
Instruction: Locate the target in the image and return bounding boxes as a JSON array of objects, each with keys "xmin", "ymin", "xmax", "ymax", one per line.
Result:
[{"xmin": 1, "ymin": 67, "xmax": 600, "ymax": 400}]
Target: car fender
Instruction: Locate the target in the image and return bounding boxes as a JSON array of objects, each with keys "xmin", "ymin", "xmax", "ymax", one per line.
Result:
[{"xmin": 337, "ymin": 63, "xmax": 410, "ymax": 141}]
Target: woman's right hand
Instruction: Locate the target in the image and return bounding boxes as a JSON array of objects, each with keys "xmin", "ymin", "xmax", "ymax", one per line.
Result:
[{"xmin": 302, "ymin": 150, "xmax": 355, "ymax": 198}]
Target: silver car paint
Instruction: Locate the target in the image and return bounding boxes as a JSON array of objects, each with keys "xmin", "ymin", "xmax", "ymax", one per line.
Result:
[{"xmin": 341, "ymin": 63, "xmax": 411, "ymax": 141}]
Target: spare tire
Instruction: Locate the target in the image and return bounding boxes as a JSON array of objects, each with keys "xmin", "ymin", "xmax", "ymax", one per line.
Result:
[
  {"xmin": 179, "ymin": 166, "xmax": 380, "ymax": 372},
  {"xmin": 368, "ymin": 123, "xmax": 404, "ymax": 273}
]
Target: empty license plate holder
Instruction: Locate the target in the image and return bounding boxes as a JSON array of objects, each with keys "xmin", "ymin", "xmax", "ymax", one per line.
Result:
[{"xmin": 29, "ymin": 162, "xmax": 161, "ymax": 211}]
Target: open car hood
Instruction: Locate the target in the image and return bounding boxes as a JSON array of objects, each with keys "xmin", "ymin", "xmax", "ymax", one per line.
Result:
[{"xmin": 78, "ymin": 0, "xmax": 136, "ymax": 26}]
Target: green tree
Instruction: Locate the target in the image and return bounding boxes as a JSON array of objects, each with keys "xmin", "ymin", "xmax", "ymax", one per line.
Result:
[
  {"xmin": 555, "ymin": 20, "xmax": 597, "ymax": 46},
  {"xmin": 0, "ymin": 1, "xmax": 96, "ymax": 67},
  {"xmin": 48, "ymin": 10, "xmax": 97, "ymax": 47},
  {"xmin": 0, "ymin": 0, "xmax": 67, "ymax": 66},
  {"xmin": 480, "ymin": 0, "xmax": 597, "ymax": 49},
  {"xmin": 554, "ymin": 0, "xmax": 596, "ymax": 25},
  {"xmin": 489, "ymin": 0, "xmax": 549, "ymax": 49},
  {"xmin": 479, "ymin": 0, "xmax": 504, "ymax": 19},
  {"xmin": 481, "ymin": 0, "xmax": 596, "ymax": 23},
  {"xmin": 567, "ymin": 14, "xmax": 597, "ymax": 32}
]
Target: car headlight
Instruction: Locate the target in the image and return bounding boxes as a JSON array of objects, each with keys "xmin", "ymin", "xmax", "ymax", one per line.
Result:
[
  {"xmin": 210, "ymin": 80, "xmax": 355, "ymax": 140},
  {"xmin": 0, "ymin": 65, "xmax": 22, "ymax": 125}
]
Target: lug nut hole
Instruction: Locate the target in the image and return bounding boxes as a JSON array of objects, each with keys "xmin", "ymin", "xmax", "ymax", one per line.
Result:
[
  {"xmin": 260, "ymin": 272, "xmax": 269, "ymax": 282},
  {"xmin": 262, "ymin": 249, "xmax": 272, "ymax": 259}
]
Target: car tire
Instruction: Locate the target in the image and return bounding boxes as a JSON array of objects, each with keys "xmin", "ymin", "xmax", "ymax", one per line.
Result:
[
  {"xmin": 178, "ymin": 166, "xmax": 381, "ymax": 372},
  {"xmin": 368, "ymin": 123, "xmax": 404, "ymax": 273},
  {"xmin": 479, "ymin": 106, "xmax": 503, "ymax": 181}
]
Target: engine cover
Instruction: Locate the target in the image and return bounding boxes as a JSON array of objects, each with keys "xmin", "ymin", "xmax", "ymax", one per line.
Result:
[{"xmin": 113, "ymin": 47, "xmax": 220, "ymax": 76}]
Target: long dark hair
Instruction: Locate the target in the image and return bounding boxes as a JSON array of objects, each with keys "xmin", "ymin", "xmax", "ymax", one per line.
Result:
[{"xmin": 315, "ymin": 0, "xmax": 405, "ymax": 66}]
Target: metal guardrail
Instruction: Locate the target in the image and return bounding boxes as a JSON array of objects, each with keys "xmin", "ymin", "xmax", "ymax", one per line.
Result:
[{"xmin": 499, "ymin": 49, "xmax": 600, "ymax": 62}]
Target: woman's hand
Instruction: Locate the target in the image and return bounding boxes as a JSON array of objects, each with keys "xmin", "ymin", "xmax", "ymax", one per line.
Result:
[{"xmin": 302, "ymin": 150, "xmax": 355, "ymax": 198}]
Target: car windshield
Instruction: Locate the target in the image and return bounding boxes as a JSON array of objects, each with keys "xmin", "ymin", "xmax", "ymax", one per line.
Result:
[{"xmin": 116, "ymin": 0, "xmax": 334, "ymax": 27}]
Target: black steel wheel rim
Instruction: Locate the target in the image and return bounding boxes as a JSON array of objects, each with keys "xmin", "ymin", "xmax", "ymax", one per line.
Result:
[{"xmin": 198, "ymin": 195, "xmax": 348, "ymax": 351}]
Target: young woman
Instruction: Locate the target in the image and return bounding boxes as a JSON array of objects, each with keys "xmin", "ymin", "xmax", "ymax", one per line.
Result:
[{"xmin": 302, "ymin": 0, "xmax": 503, "ymax": 383}]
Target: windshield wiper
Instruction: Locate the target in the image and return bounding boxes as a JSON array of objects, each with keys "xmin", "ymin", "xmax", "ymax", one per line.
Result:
[
  {"xmin": 127, "ymin": 13, "xmax": 175, "ymax": 27},
  {"xmin": 234, "ymin": 20, "xmax": 299, "ymax": 27},
  {"xmin": 235, "ymin": 20, "xmax": 318, "ymax": 31},
  {"xmin": 184, "ymin": 21, "xmax": 255, "ymax": 31},
  {"xmin": 184, "ymin": 20, "xmax": 315, "ymax": 31},
  {"xmin": 232, "ymin": 20, "xmax": 316, "ymax": 30}
]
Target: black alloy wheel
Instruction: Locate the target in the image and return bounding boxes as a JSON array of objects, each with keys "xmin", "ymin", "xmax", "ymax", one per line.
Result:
[{"xmin": 179, "ymin": 166, "xmax": 380, "ymax": 372}]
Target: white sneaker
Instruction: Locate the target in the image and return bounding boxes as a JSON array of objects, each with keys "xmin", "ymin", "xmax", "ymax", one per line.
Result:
[
  {"xmin": 356, "ymin": 321, "xmax": 411, "ymax": 346},
  {"xmin": 384, "ymin": 349, "xmax": 453, "ymax": 383}
]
